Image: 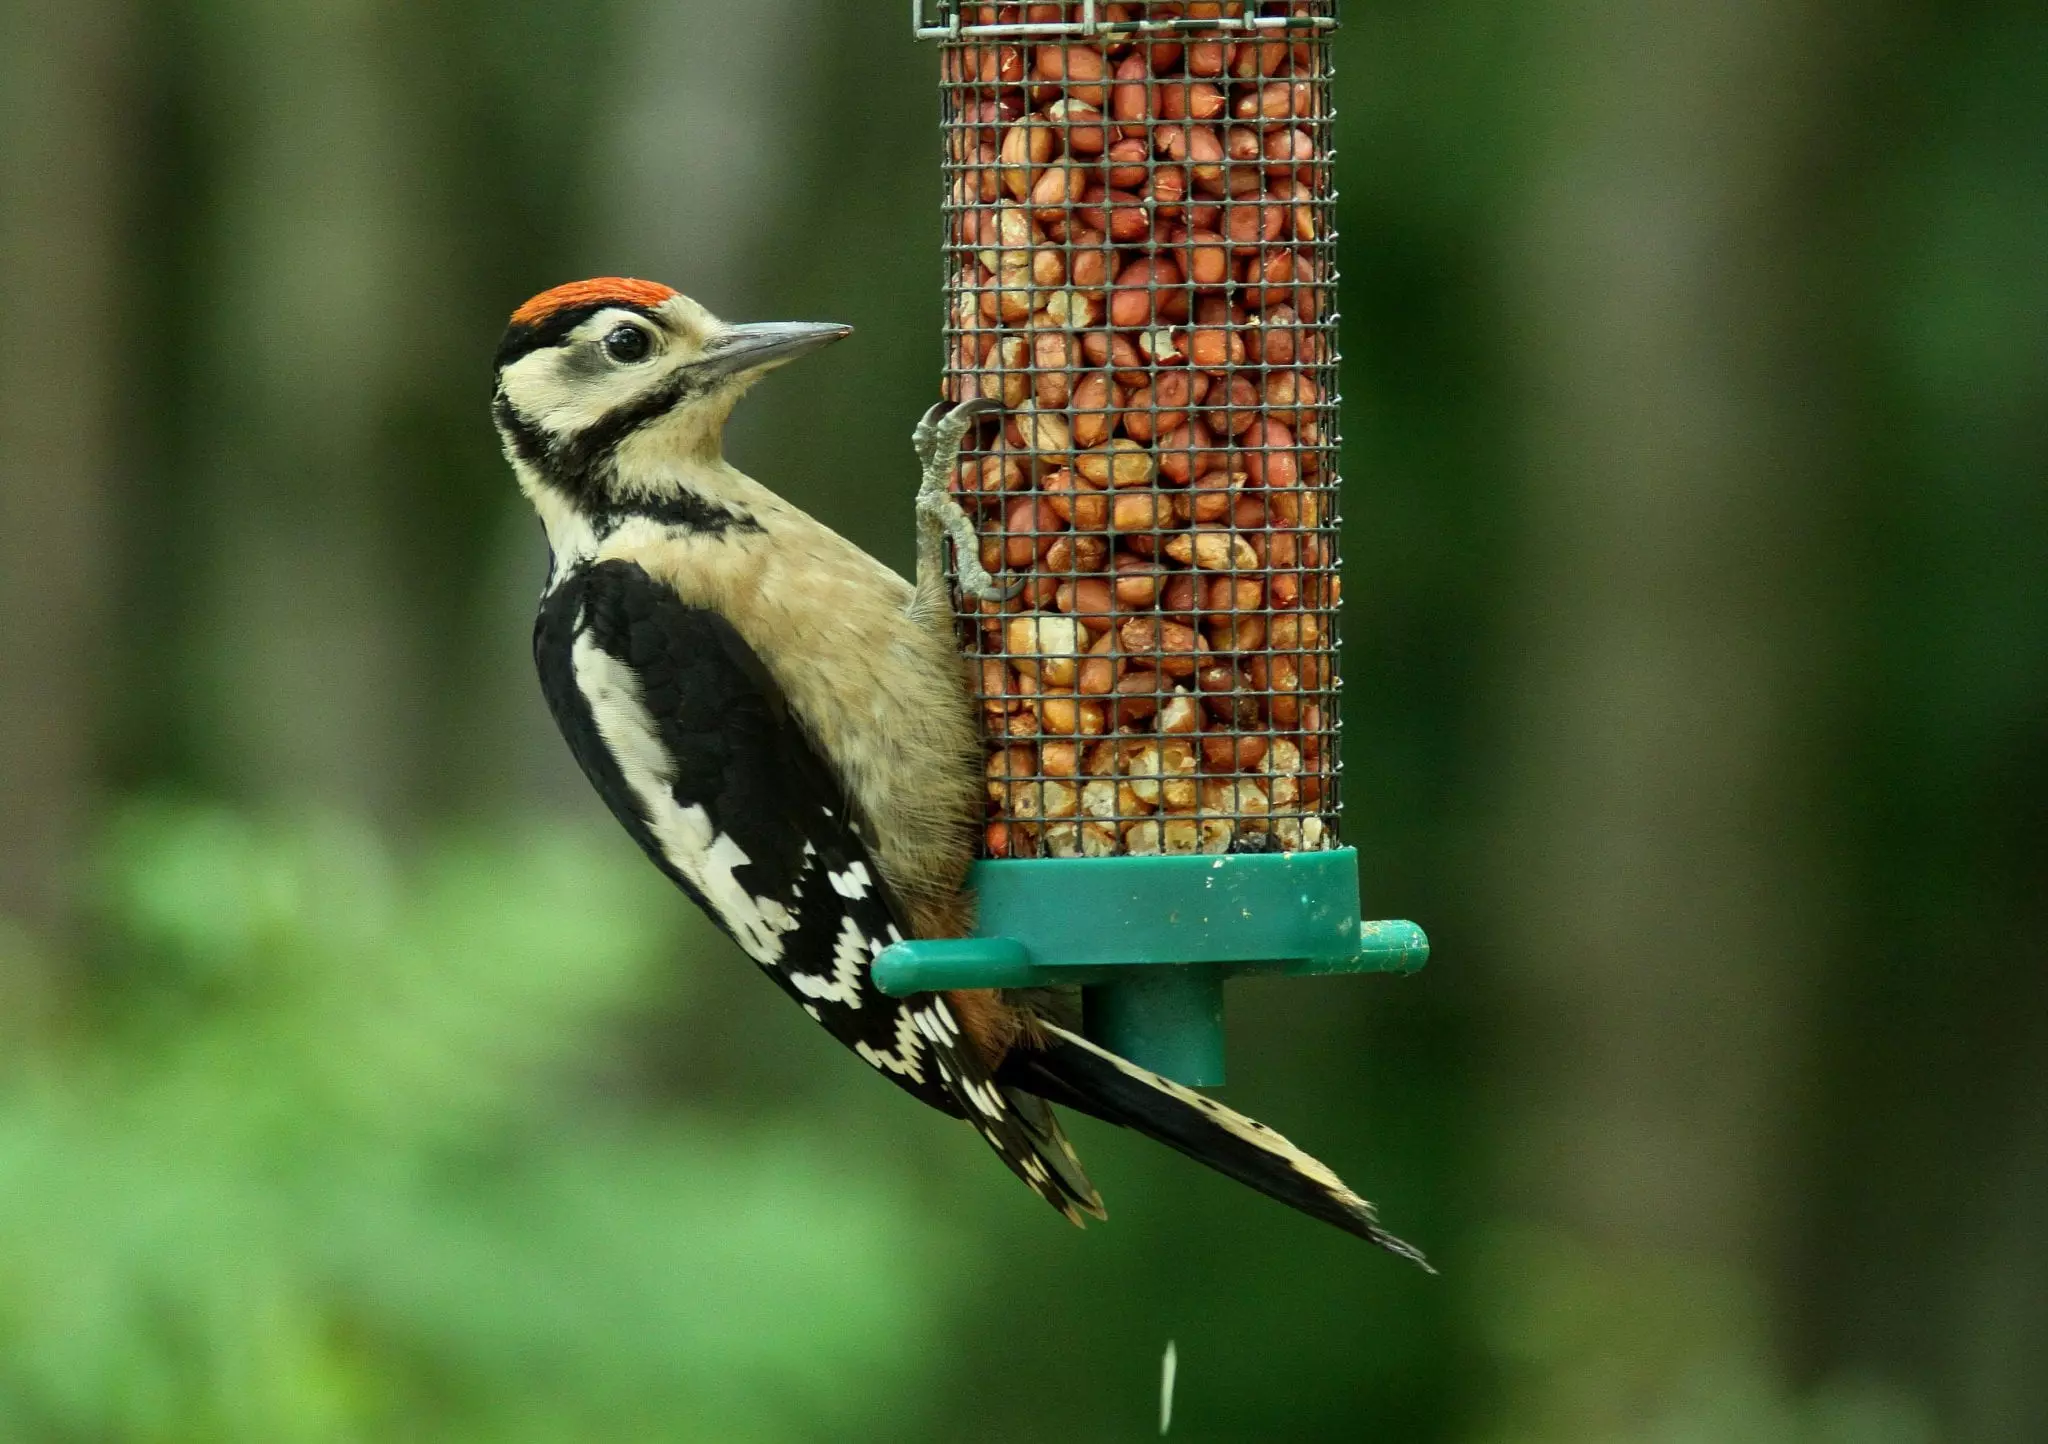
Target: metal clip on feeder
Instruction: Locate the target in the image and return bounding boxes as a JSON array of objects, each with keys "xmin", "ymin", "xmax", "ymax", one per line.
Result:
[{"xmin": 885, "ymin": 1, "xmax": 1425, "ymax": 1088}]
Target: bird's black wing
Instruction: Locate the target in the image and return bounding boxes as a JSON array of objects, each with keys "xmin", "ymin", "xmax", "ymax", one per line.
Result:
[{"xmin": 533, "ymin": 558, "xmax": 1101, "ymax": 1219}]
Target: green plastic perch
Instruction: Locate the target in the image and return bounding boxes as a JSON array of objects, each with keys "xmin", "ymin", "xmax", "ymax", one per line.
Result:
[{"xmin": 872, "ymin": 848, "xmax": 1426, "ymax": 1087}]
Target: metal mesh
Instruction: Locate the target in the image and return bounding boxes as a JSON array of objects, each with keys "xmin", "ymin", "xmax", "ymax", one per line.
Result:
[{"xmin": 928, "ymin": 0, "xmax": 1341, "ymax": 860}]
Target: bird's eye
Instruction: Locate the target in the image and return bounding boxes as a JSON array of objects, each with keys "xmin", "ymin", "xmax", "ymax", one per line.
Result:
[{"xmin": 604, "ymin": 324, "xmax": 652, "ymax": 363}]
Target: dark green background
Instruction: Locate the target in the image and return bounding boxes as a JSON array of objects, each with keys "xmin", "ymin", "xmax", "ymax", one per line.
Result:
[{"xmin": 1, "ymin": 2, "xmax": 2042, "ymax": 1439}]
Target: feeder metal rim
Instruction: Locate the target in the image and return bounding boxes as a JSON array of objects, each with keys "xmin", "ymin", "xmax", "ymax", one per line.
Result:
[{"xmin": 912, "ymin": 0, "xmax": 1338, "ymax": 43}]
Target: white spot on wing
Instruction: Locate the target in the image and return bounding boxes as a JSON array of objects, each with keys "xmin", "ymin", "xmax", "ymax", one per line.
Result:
[
  {"xmin": 571, "ymin": 632, "xmax": 799, "ymax": 965},
  {"xmin": 787, "ymin": 915, "xmax": 871, "ymax": 1007},
  {"xmin": 854, "ymin": 1007, "xmax": 927, "ymax": 1084},
  {"xmin": 828, "ymin": 861, "xmax": 873, "ymax": 899},
  {"xmin": 958, "ymin": 1077, "xmax": 1007, "ymax": 1119}
]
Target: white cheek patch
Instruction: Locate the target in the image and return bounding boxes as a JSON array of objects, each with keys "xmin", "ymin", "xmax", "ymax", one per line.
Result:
[
  {"xmin": 500, "ymin": 350, "xmax": 637, "ymax": 438},
  {"xmin": 500, "ymin": 308, "xmax": 695, "ymax": 438},
  {"xmin": 572, "ymin": 632, "xmax": 799, "ymax": 965}
]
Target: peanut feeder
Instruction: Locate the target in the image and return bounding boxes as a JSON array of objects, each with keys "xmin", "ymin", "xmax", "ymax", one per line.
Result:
[{"xmin": 876, "ymin": 0, "xmax": 1428, "ymax": 1086}]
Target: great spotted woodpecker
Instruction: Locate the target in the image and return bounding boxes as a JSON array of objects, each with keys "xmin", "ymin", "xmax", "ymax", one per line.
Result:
[{"xmin": 492, "ymin": 277, "xmax": 1424, "ymax": 1262}]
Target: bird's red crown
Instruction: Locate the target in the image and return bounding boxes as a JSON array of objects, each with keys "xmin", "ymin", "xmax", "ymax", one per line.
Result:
[{"xmin": 509, "ymin": 277, "xmax": 677, "ymax": 328}]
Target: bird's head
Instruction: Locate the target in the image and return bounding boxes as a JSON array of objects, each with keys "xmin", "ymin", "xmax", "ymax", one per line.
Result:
[{"xmin": 492, "ymin": 278, "xmax": 850, "ymax": 510}]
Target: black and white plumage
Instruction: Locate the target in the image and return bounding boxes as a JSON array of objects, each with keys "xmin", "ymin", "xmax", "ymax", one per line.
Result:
[
  {"xmin": 492, "ymin": 277, "xmax": 1425, "ymax": 1261},
  {"xmin": 534, "ymin": 554, "xmax": 1099, "ymax": 1217}
]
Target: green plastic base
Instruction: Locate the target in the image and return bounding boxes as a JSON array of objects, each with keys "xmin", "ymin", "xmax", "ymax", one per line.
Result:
[
  {"xmin": 872, "ymin": 848, "xmax": 1426, "ymax": 1086},
  {"xmin": 1084, "ymin": 969, "xmax": 1227, "ymax": 1085}
]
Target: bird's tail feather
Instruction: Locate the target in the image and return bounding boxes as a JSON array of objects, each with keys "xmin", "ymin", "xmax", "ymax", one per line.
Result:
[
  {"xmin": 998, "ymin": 1084, "xmax": 1108, "ymax": 1224},
  {"xmin": 1001, "ymin": 1021, "xmax": 1431, "ymax": 1268}
]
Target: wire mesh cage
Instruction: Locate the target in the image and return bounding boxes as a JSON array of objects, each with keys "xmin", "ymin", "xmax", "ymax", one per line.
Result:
[
  {"xmin": 928, "ymin": 0, "xmax": 1342, "ymax": 863},
  {"xmin": 887, "ymin": 1, "xmax": 1423, "ymax": 1088}
]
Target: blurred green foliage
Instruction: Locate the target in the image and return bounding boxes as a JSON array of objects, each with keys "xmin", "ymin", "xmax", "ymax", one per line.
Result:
[{"xmin": 0, "ymin": 804, "xmax": 963, "ymax": 1441}]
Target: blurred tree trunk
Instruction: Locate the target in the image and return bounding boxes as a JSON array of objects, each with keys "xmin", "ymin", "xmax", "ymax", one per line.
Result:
[
  {"xmin": 0, "ymin": 0, "xmax": 132, "ymax": 966},
  {"xmin": 1958, "ymin": 1029, "xmax": 2048, "ymax": 1442},
  {"xmin": 176, "ymin": 0, "xmax": 438, "ymax": 822},
  {"xmin": 1484, "ymin": 0, "xmax": 1859, "ymax": 1421}
]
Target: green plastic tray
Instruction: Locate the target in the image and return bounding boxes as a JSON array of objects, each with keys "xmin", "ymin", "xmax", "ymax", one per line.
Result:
[{"xmin": 872, "ymin": 847, "xmax": 1425, "ymax": 1086}]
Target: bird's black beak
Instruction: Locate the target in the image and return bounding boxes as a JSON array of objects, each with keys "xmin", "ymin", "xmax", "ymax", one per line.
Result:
[{"xmin": 700, "ymin": 321, "xmax": 853, "ymax": 382}]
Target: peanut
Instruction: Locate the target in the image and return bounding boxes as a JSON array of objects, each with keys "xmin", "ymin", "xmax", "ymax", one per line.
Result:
[
  {"xmin": 1122, "ymin": 370, "xmax": 1203, "ymax": 444},
  {"xmin": 1113, "ymin": 669, "xmax": 1164, "ymax": 726},
  {"xmin": 1103, "ymin": 134, "xmax": 1150, "ymax": 188},
  {"xmin": 1007, "ymin": 612, "xmax": 1081, "ymax": 688},
  {"xmin": 1042, "ymin": 531, "xmax": 1109, "ymax": 573},
  {"xmin": 1157, "ymin": 80, "xmax": 1227, "ymax": 123},
  {"xmin": 1165, "ymin": 527, "xmax": 1259, "ymax": 571},
  {"xmin": 999, "ymin": 120, "xmax": 1057, "ymax": 200},
  {"xmin": 1042, "ymin": 468, "xmax": 1109, "ymax": 531},
  {"xmin": 1111, "ymin": 554, "xmax": 1162, "ymax": 606},
  {"xmin": 1068, "ymin": 372, "xmax": 1117, "ymax": 446},
  {"xmin": 1054, "ymin": 577, "xmax": 1114, "ymax": 624},
  {"xmin": 1118, "ymin": 617, "xmax": 1205, "ymax": 677},
  {"xmin": 1046, "ymin": 98, "xmax": 1109, "ymax": 156},
  {"xmin": 1031, "ymin": 44, "xmax": 1109, "ymax": 107},
  {"xmin": 1006, "ymin": 400, "xmax": 1073, "ymax": 458},
  {"xmin": 1108, "ymin": 491, "xmax": 1164, "ymax": 533},
  {"xmin": 1108, "ymin": 256, "xmax": 1187, "ymax": 328},
  {"xmin": 1075, "ymin": 438, "xmax": 1155, "ymax": 489},
  {"xmin": 1042, "ymin": 289, "xmax": 1102, "ymax": 329},
  {"xmin": 999, "ymin": 495, "xmax": 1064, "ymax": 569}
]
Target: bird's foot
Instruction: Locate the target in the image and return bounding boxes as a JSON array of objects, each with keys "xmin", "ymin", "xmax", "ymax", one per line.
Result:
[
  {"xmin": 913, "ymin": 398, "xmax": 1018, "ymax": 604},
  {"xmin": 918, "ymin": 490, "xmax": 1022, "ymax": 604}
]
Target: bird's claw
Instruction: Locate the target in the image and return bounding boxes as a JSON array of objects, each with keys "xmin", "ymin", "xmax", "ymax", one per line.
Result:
[
  {"xmin": 944, "ymin": 395, "xmax": 1005, "ymax": 425},
  {"xmin": 910, "ymin": 402, "xmax": 949, "ymax": 468},
  {"xmin": 911, "ymin": 396, "xmax": 1001, "ymax": 471}
]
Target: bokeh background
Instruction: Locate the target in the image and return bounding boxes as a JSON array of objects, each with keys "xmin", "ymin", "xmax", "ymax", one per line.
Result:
[{"xmin": 2, "ymin": 2, "xmax": 2044, "ymax": 1439}]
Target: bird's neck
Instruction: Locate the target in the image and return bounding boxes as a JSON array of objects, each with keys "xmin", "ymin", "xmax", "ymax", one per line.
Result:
[{"xmin": 526, "ymin": 442, "xmax": 784, "ymax": 586}]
